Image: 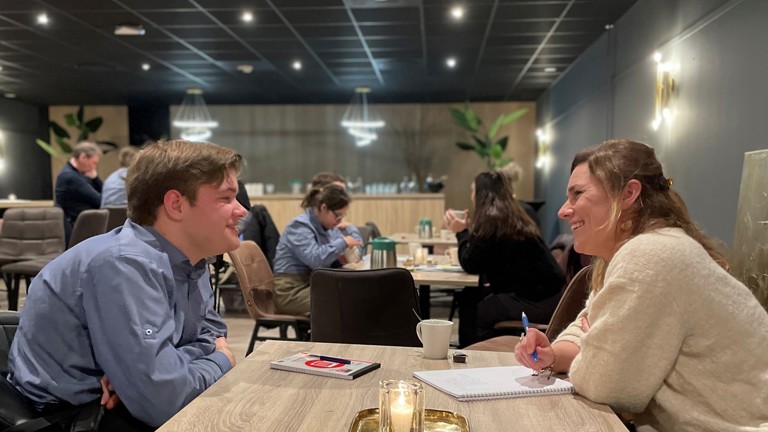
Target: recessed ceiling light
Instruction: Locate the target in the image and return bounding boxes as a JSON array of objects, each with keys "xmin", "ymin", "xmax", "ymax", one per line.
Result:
[
  {"xmin": 241, "ymin": 11, "xmax": 254, "ymax": 23},
  {"xmin": 450, "ymin": 6, "xmax": 464, "ymax": 20},
  {"xmin": 5, "ymin": 93, "xmax": 16, "ymax": 99},
  {"xmin": 237, "ymin": 64, "xmax": 254, "ymax": 74},
  {"xmin": 115, "ymin": 24, "xmax": 145, "ymax": 36},
  {"xmin": 544, "ymin": 67, "xmax": 556, "ymax": 72},
  {"xmin": 141, "ymin": 63, "xmax": 150, "ymax": 71},
  {"xmin": 292, "ymin": 60, "xmax": 302, "ymax": 71},
  {"xmin": 446, "ymin": 57, "xmax": 457, "ymax": 68},
  {"xmin": 36, "ymin": 13, "xmax": 49, "ymax": 25}
]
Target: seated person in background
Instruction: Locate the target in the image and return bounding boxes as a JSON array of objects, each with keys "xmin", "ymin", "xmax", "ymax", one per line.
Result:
[
  {"xmin": 445, "ymin": 171, "xmax": 564, "ymax": 347},
  {"xmin": 101, "ymin": 145, "xmax": 139, "ymax": 207},
  {"xmin": 56, "ymin": 141, "xmax": 103, "ymax": 242},
  {"xmin": 516, "ymin": 140, "xmax": 768, "ymax": 432},
  {"xmin": 311, "ymin": 171, "xmax": 347, "ymax": 189},
  {"xmin": 273, "ymin": 184, "xmax": 362, "ymax": 315},
  {"xmin": 498, "ymin": 161, "xmax": 539, "ymax": 227},
  {"xmin": 310, "ymin": 171, "xmax": 363, "ymax": 241},
  {"xmin": 9, "ymin": 139, "xmax": 245, "ymax": 430}
]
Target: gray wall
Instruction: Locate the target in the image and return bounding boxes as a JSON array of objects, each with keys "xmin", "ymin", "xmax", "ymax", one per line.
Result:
[
  {"xmin": 0, "ymin": 99, "xmax": 51, "ymax": 200},
  {"xmin": 536, "ymin": 0, "xmax": 768, "ymax": 248}
]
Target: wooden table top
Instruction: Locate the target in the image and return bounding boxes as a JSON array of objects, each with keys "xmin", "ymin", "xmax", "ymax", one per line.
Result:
[
  {"xmin": 0, "ymin": 199, "xmax": 54, "ymax": 209},
  {"xmin": 158, "ymin": 341, "xmax": 626, "ymax": 432},
  {"xmin": 347, "ymin": 255, "xmax": 479, "ymax": 288}
]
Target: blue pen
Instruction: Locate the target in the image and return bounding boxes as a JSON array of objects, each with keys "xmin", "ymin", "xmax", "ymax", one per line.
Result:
[
  {"xmin": 521, "ymin": 312, "xmax": 538, "ymax": 363},
  {"xmin": 307, "ymin": 354, "xmax": 352, "ymax": 364}
]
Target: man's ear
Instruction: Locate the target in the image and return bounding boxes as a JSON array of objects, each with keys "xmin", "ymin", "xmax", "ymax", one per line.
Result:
[
  {"xmin": 621, "ymin": 179, "xmax": 642, "ymax": 210},
  {"xmin": 161, "ymin": 190, "xmax": 185, "ymax": 222}
]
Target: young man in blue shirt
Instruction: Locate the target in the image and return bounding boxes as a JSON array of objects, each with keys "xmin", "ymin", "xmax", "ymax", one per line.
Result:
[{"xmin": 8, "ymin": 140, "xmax": 247, "ymax": 430}]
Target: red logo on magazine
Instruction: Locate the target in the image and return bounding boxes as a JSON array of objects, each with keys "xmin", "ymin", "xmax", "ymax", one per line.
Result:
[{"xmin": 305, "ymin": 359, "xmax": 345, "ymax": 369}]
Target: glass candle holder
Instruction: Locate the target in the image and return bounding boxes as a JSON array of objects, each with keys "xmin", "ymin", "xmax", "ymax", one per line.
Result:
[{"xmin": 379, "ymin": 380, "xmax": 425, "ymax": 432}]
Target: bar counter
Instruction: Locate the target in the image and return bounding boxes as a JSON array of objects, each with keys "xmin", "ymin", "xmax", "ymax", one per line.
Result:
[{"xmin": 250, "ymin": 193, "xmax": 445, "ymax": 237}]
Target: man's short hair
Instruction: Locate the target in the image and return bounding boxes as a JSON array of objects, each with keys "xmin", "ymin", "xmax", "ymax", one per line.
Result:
[
  {"xmin": 311, "ymin": 172, "xmax": 345, "ymax": 188},
  {"xmin": 126, "ymin": 140, "xmax": 243, "ymax": 226},
  {"xmin": 72, "ymin": 141, "xmax": 103, "ymax": 158},
  {"xmin": 117, "ymin": 146, "xmax": 139, "ymax": 168}
]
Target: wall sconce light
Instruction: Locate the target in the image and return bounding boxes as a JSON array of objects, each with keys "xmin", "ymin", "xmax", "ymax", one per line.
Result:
[
  {"xmin": 0, "ymin": 130, "xmax": 6, "ymax": 174},
  {"xmin": 535, "ymin": 128, "xmax": 550, "ymax": 170},
  {"xmin": 651, "ymin": 52, "xmax": 675, "ymax": 131}
]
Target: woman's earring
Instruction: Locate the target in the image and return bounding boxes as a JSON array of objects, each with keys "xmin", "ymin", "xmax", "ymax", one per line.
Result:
[{"xmin": 620, "ymin": 220, "xmax": 633, "ymax": 231}]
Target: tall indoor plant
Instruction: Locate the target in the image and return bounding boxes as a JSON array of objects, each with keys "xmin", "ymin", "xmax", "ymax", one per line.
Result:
[
  {"xmin": 450, "ymin": 104, "xmax": 529, "ymax": 169},
  {"xmin": 35, "ymin": 105, "xmax": 115, "ymax": 158}
]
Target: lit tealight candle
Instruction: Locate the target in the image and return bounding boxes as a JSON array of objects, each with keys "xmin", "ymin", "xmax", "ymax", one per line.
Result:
[
  {"xmin": 379, "ymin": 380, "xmax": 424, "ymax": 432},
  {"xmin": 389, "ymin": 393, "xmax": 413, "ymax": 431}
]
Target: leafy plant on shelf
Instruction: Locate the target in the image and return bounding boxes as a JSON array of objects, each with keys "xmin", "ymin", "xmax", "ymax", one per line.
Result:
[
  {"xmin": 35, "ymin": 105, "xmax": 115, "ymax": 158},
  {"xmin": 450, "ymin": 104, "xmax": 529, "ymax": 169}
]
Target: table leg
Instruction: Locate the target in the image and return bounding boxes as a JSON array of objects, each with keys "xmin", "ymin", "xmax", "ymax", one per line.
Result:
[{"xmin": 418, "ymin": 284, "xmax": 431, "ymax": 319}]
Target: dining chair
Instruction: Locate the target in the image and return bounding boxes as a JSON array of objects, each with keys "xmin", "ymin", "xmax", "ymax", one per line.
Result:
[
  {"xmin": 104, "ymin": 206, "xmax": 128, "ymax": 231},
  {"xmin": 0, "ymin": 207, "xmax": 66, "ymax": 310},
  {"xmin": 1, "ymin": 209, "xmax": 110, "ymax": 311},
  {"xmin": 309, "ymin": 268, "xmax": 421, "ymax": 347},
  {"xmin": 465, "ymin": 265, "xmax": 592, "ymax": 352},
  {"xmin": 227, "ymin": 241, "xmax": 310, "ymax": 355},
  {"xmin": 0, "ymin": 310, "xmax": 41, "ymax": 430}
]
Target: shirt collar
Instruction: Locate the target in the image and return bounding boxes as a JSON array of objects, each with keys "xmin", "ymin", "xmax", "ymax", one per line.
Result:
[
  {"xmin": 129, "ymin": 221, "xmax": 208, "ymax": 280},
  {"xmin": 306, "ymin": 207, "xmax": 328, "ymax": 233}
]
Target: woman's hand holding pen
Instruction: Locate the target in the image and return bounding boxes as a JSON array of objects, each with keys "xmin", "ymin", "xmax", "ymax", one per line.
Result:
[{"xmin": 514, "ymin": 328, "xmax": 555, "ymax": 372}]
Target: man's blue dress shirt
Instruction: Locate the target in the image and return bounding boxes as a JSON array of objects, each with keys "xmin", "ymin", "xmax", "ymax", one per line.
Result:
[
  {"xmin": 7, "ymin": 220, "xmax": 232, "ymax": 427},
  {"xmin": 273, "ymin": 208, "xmax": 362, "ymax": 274},
  {"xmin": 100, "ymin": 167, "xmax": 128, "ymax": 207}
]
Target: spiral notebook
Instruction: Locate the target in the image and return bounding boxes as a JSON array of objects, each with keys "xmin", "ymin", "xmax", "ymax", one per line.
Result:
[{"xmin": 413, "ymin": 366, "xmax": 573, "ymax": 401}]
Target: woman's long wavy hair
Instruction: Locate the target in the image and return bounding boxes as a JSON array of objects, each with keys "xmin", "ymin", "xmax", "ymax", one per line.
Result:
[
  {"xmin": 571, "ymin": 140, "xmax": 728, "ymax": 292},
  {"xmin": 470, "ymin": 170, "xmax": 540, "ymax": 242}
]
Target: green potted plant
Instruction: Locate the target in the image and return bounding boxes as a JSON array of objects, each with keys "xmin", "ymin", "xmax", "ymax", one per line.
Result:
[
  {"xmin": 450, "ymin": 104, "xmax": 529, "ymax": 169},
  {"xmin": 35, "ymin": 105, "xmax": 116, "ymax": 158}
]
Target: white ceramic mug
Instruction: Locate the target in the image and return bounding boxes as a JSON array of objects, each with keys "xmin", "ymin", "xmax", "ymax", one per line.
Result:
[
  {"xmin": 451, "ymin": 210, "xmax": 466, "ymax": 220},
  {"xmin": 445, "ymin": 247, "xmax": 460, "ymax": 265},
  {"xmin": 415, "ymin": 319, "xmax": 453, "ymax": 359}
]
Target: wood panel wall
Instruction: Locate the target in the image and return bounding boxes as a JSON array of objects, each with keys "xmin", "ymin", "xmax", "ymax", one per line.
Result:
[{"xmin": 172, "ymin": 102, "xmax": 536, "ymax": 212}]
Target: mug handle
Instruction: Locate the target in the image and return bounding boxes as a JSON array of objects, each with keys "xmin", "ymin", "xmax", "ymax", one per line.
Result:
[{"xmin": 416, "ymin": 322, "xmax": 424, "ymax": 344}]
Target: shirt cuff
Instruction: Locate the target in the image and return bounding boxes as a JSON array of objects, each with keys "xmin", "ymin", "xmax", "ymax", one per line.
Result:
[{"xmin": 208, "ymin": 351, "xmax": 233, "ymax": 374}]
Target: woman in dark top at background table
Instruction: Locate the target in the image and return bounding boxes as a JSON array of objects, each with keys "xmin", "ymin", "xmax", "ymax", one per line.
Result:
[{"xmin": 444, "ymin": 170, "xmax": 565, "ymax": 346}]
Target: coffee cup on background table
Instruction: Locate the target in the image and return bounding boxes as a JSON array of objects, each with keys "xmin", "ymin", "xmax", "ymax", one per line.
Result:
[
  {"xmin": 416, "ymin": 319, "xmax": 454, "ymax": 359},
  {"xmin": 343, "ymin": 247, "xmax": 360, "ymax": 263},
  {"xmin": 445, "ymin": 247, "xmax": 460, "ymax": 266},
  {"xmin": 451, "ymin": 209, "xmax": 466, "ymax": 220},
  {"xmin": 440, "ymin": 229, "xmax": 453, "ymax": 241}
]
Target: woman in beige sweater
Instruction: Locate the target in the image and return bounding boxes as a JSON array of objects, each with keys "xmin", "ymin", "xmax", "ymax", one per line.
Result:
[{"xmin": 515, "ymin": 140, "xmax": 768, "ymax": 432}]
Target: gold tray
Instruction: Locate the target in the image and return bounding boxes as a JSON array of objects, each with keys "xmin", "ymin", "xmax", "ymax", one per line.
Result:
[{"xmin": 349, "ymin": 408, "xmax": 469, "ymax": 432}]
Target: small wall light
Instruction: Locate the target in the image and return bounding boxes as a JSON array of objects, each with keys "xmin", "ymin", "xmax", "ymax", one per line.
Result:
[
  {"xmin": 651, "ymin": 51, "xmax": 675, "ymax": 131},
  {"xmin": 535, "ymin": 128, "xmax": 551, "ymax": 170}
]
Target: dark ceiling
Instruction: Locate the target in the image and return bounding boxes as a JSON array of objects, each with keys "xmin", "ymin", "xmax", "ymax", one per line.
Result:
[{"xmin": 0, "ymin": 0, "xmax": 638, "ymax": 106}]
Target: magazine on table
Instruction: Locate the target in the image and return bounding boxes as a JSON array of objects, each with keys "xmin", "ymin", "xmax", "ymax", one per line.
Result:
[{"xmin": 270, "ymin": 352, "xmax": 381, "ymax": 380}]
